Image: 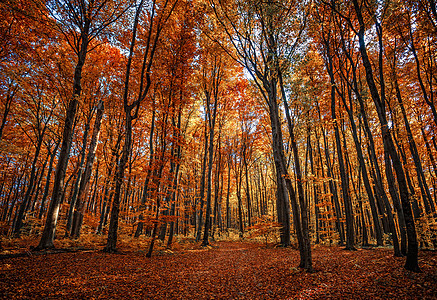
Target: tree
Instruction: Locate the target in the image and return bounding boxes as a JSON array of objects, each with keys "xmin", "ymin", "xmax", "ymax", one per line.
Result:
[
  {"xmin": 200, "ymin": 53, "xmax": 223, "ymax": 247},
  {"xmin": 36, "ymin": 0, "xmax": 131, "ymax": 250},
  {"xmin": 349, "ymin": 0, "xmax": 420, "ymax": 271},
  {"xmin": 210, "ymin": 0, "xmax": 313, "ymax": 271},
  {"xmin": 105, "ymin": 0, "xmax": 178, "ymax": 253}
]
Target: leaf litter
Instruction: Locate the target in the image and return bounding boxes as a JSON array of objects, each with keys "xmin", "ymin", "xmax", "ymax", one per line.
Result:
[{"xmin": 1, "ymin": 241, "xmax": 436, "ymax": 299}]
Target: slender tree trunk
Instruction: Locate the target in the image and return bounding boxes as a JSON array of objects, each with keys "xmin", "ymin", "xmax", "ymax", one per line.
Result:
[
  {"xmin": 161, "ymin": 112, "xmax": 181, "ymax": 244},
  {"xmin": 335, "ymin": 72, "xmax": 384, "ymax": 246},
  {"xmin": 14, "ymin": 133, "xmax": 45, "ymax": 235},
  {"xmin": 243, "ymin": 140, "xmax": 252, "ymax": 227},
  {"xmin": 71, "ymin": 100, "xmax": 104, "ymax": 238},
  {"xmin": 202, "ymin": 88, "xmax": 219, "ymax": 246},
  {"xmin": 211, "ymin": 138, "xmax": 221, "ymax": 240},
  {"xmin": 278, "ymin": 71, "xmax": 312, "ymax": 270},
  {"xmin": 236, "ymin": 186, "xmax": 244, "ymax": 238},
  {"xmin": 146, "ymin": 188, "xmax": 161, "ymax": 257},
  {"xmin": 408, "ymin": 22, "xmax": 437, "ymax": 127},
  {"xmin": 96, "ymin": 143, "xmax": 119, "ymax": 235},
  {"xmin": 420, "ymin": 126, "xmax": 437, "ymax": 180},
  {"xmin": 226, "ymin": 156, "xmax": 231, "ymax": 230},
  {"xmin": 30, "ymin": 152, "xmax": 50, "ymax": 213},
  {"xmin": 38, "ymin": 141, "xmax": 60, "ymax": 219},
  {"xmin": 135, "ymin": 99, "xmax": 155, "ymax": 237},
  {"xmin": 1, "ymin": 177, "xmax": 15, "ymax": 222},
  {"xmin": 317, "ymin": 103, "xmax": 345, "ymax": 245},
  {"xmin": 146, "ymin": 159, "xmax": 167, "ymax": 256},
  {"xmin": 307, "ymin": 129, "xmax": 321, "ymax": 244},
  {"xmin": 36, "ymin": 17, "xmax": 91, "ymax": 250},
  {"xmin": 167, "ymin": 131, "xmax": 182, "ymax": 248},
  {"xmin": 6, "ymin": 173, "xmax": 25, "ymax": 224},
  {"xmin": 87, "ymin": 159, "xmax": 99, "ymax": 214},
  {"xmin": 352, "ymin": 0, "xmax": 419, "ymax": 271},
  {"xmin": 0, "ymin": 84, "xmax": 15, "ymax": 141},
  {"xmin": 324, "ymin": 48, "xmax": 355, "ymax": 250},
  {"xmin": 104, "ymin": 128, "xmax": 129, "ymax": 252},
  {"xmin": 395, "ymin": 78, "xmax": 435, "ymax": 213},
  {"xmin": 332, "ymin": 98, "xmax": 355, "ymax": 250},
  {"xmin": 104, "ymin": 0, "xmax": 172, "ymax": 250},
  {"xmin": 103, "ymin": 0, "xmax": 143, "ymax": 251},
  {"xmin": 66, "ymin": 120, "xmax": 91, "ymax": 236},
  {"xmin": 195, "ymin": 124, "xmax": 208, "ymax": 241},
  {"xmin": 264, "ymin": 76, "xmax": 292, "ymax": 248}
]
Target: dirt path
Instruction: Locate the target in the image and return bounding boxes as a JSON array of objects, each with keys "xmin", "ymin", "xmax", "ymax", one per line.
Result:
[{"xmin": 1, "ymin": 241, "xmax": 436, "ymax": 299}]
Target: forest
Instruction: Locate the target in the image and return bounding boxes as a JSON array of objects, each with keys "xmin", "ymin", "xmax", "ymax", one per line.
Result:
[{"xmin": 1, "ymin": 0, "xmax": 437, "ymax": 298}]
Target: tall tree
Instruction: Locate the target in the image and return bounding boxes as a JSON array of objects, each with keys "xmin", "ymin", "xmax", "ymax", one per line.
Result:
[
  {"xmin": 349, "ymin": 0, "xmax": 420, "ymax": 271},
  {"xmin": 104, "ymin": 0, "xmax": 178, "ymax": 253},
  {"xmin": 36, "ymin": 0, "xmax": 131, "ymax": 250},
  {"xmin": 201, "ymin": 55, "xmax": 222, "ymax": 247},
  {"xmin": 211, "ymin": 0, "xmax": 313, "ymax": 271}
]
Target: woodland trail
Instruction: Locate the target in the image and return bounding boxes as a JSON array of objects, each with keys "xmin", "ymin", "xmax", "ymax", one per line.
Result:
[{"xmin": 1, "ymin": 241, "xmax": 436, "ymax": 299}]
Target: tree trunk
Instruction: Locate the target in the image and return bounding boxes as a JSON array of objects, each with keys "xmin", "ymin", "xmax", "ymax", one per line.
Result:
[
  {"xmin": 66, "ymin": 120, "xmax": 91, "ymax": 236},
  {"xmin": 71, "ymin": 100, "xmax": 104, "ymax": 238},
  {"xmin": 29, "ymin": 151, "xmax": 50, "ymax": 213},
  {"xmin": 36, "ymin": 16, "xmax": 90, "ymax": 250},
  {"xmin": 334, "ymin": 67, "xmax": 384, "ymax": 246},
  {"xmin": 0, "ymin": 84, "xmax": 15, "ymax": 141},
  {"xmin": 243, "ymin": 143, "xmax": 252, "ymax": 227},
  {"xmin": 104, "ymin": 114, "xmax": 132, "ymax": 252},
  {"xmin": 352, "ymin": 0, "xmax": 419, "ymax": 271},
  {"xmin": 14, "ymin": 134, "xmax": 45, "ymax": 235},
  {"xmin": 96, "ymin": 143, "xmax": 119, "ymax": 235},
  {"xmin": 202, "ymin": 65, "xmax": 220, "ymax": 246},
  {"xmin": 167, "ymin": 127, "xmax": 182, "ymax": 248},
  {"xmin": 211, "ymin": 137, "xmax": 221, "ymax": 240},
  {"xmin": 135, "ymin": 99, "xmax": 155, "ymax": 237},
  {"xmin": 195, "ymin": 124, "xmax": 208, "ymax": 241},
  {"xmin": 278, "ymin": 71, "xmax": 312, "ymax": 269},
  {"xmin": 317, "ymin": 103, "xmax": 345, "ymax": 245},
  {"xmin": 226, "ymin": 156, "xmax": 231, "ymax": 229},
  {"xmin": 323, "ymin": 39, "xmax": 355, "ymax": 250},
  {"xmin": 395, "ymin": 78, "xmax": 435, "ymax": 213}
]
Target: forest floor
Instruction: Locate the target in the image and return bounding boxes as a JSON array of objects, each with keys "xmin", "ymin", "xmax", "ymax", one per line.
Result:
[{"xmin": 1, "ymin": 238, "xmax": 437, "ymax": 299}]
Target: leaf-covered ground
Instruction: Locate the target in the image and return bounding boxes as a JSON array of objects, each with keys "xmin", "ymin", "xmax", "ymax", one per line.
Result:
[{"xmin": 1, "ymin": 241, "xmax": 436, "ymax": 299}]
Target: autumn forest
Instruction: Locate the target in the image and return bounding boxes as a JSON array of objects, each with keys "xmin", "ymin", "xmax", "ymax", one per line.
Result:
[{"xmin": 1, "ymin": 0, "xmax": 437, "ymax": 298}]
